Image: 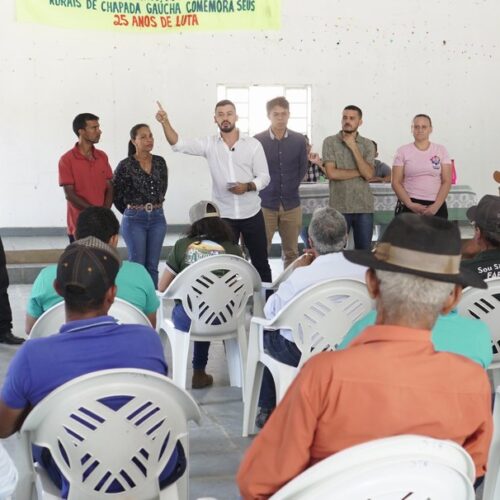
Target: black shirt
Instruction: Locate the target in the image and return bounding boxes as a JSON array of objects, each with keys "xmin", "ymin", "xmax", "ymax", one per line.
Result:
[
  {"xmin": 462, "ymin": 248, "xmax": 500, "ymax": 279},
  {"xmin": 113, "ymin": 155, "xmax": 168, "ymax": 213}
]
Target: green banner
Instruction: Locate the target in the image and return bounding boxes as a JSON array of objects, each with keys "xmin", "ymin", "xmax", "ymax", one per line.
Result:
[{"xmin": 16, "ymin": 0, "xmax": 281, "ymax": 32}]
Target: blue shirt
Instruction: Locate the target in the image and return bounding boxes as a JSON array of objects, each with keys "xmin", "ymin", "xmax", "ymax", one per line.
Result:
[
  {"xmin": 255, "ymin": 129, "xmax": 308, "ymax": 211},
  {"xmin": 1, "ymin": 316, "xmax": 177, "ymax": 497},
  {"xmin": 338, "ymin": 310, "xmax": 493, "ymax": 368}
]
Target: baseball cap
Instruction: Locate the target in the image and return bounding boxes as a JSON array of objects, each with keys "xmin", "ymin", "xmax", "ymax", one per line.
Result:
[
  {"xmin": 56, "ymin": 236, "xmax": 121, "ymax": 300},
  {"xmin": 189, "ymin": 200, "xmax": 220, "ymax": 224},
  {"xmin": 466, "ymin": 195, "xmax": 500, "ymax": 233}
]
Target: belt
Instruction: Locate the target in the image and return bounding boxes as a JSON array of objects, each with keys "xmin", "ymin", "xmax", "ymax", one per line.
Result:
[{"xmin": 126, "ymin": 203, "xmax": 162, "ymax": 212}]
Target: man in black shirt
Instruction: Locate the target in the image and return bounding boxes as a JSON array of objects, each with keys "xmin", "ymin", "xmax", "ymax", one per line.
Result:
[{"xmin": 463, "ymin": 195, "xmax": 500, "ymax": 279}]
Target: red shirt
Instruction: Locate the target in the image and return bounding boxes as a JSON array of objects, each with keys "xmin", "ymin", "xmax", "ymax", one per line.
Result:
[
  {"xmin": 58, "ymin": 144, "xmax": 113, "ymax": 235},
  {"xmin": 237, "ymin": 325, "xmax": 493, "ymax": 499}
]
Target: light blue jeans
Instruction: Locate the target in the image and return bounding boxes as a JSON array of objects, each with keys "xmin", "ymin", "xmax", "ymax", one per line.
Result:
[{"xmin": 121, "ymin": 207, "xmax": 167, "ymax": 288}]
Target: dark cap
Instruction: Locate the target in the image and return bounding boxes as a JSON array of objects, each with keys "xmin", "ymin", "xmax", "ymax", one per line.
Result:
[
  {"xmin": 466, "ymin": 195, "xmax": 500, "ymax": 233},
  {"xmin": 56, "ymin": 236, "xmax": 121, "ymax": 300},
  {"xmin": 343, "ymin": 213, "xmax": 486, "ymax": 289}
]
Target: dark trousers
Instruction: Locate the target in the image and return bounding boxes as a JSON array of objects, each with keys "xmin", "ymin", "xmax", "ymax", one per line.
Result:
[
  {"xmin": 172, "ymin": 303, "xmax": 210, "ymax": 370},
  {"xmin": 397, "ymin": 199, "xmax": 448, "ymax": 219},
  {"xmin": 342, "ymin": 213, "xmax": 374, "ymax": 250},
  {"xmin": 224, "ymin": 210, "xmax": 272, "ymax": 282},
  {"xmin": 0, "ymin": 236, "xmax": 13, "ymax": 335},
  {"xmin": 258, "ymin": 331, "xmax": 301, "ymax": 409}
]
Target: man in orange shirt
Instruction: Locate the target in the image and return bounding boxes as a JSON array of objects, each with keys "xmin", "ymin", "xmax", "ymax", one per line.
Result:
[{"xmin": 237, "ymin": 213, "xmax": 492, "ymax": 499}]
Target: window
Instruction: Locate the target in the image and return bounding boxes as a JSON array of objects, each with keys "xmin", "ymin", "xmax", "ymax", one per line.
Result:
[{"xmin": 216, "ymin": 84, "xmax": 311, "ymax": 138}]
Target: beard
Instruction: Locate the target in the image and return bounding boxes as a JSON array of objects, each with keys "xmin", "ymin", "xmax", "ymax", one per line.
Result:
[
  {"xmin": 218, "ymin": 121, "xmax": 236, "ymax": 133},
  {"xmin": 342, "ymin": 126, "xmax": 357, "ymax": 134}
]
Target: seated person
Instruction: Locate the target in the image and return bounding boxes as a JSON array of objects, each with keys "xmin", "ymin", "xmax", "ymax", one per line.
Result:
[
  {"xmin": 237, "ymin": 214, "xmax": 492, "ymax": 499},
  {"xmin": 462, "ymin": 194, "xmax": 500, "ymax": 279},
  {"xmin": 256, "ymin": 207, "xmax": 366, "ymax": 427},
  {"xmin": 25, "ymin": 207, "xmax": 159, "ymax": 333},
  {"xmin": 369, "ymin": 140, "xmax": 392, "ymax": 182},
  {"xmin": 339, "ymin": 309, "xmax": 492, "ymax": 368},
  {"xmin": 0, "ymin": 238, "xmax": 184, "ymax": 497},
  {"xmin": 158, "ymin": 200, "xmax": 242, "ymax": 389}
]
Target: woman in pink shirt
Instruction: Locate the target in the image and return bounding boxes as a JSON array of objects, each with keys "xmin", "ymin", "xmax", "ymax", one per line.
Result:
[{"xmin": 392, "ymin": 114, "xmax": 452, "ymax": 219}]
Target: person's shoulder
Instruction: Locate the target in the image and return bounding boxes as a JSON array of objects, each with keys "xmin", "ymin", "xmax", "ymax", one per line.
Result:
[
  {"xmin": 152, "ymin": 154, "xmax": 166, "ymax": 164},
  {"xmin": 36, "ymin": 264, "xmax": 57, "ymax": 280},
  {"xmin": 59, "ymin": 146, "xmax": 77, "ymax": 162},
  {"xmin": 323, "ymin": 132, "xmax": 341, "ymax": 143},
  {"xmin": 253, "ymin": 130, "xmax": 268, "ymax": 141},
  {"xmin": 120, "ymin": 260, "xmax": 150, "ymax": 276},
  {"xmin": 93, "ymin": 147, "xmax": 109, "ymax": 159}
]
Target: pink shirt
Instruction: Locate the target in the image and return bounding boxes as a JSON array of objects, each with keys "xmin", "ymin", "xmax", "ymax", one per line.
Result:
[{"xmin": 393, "ymin": 142, "xmax": 450, "ymax": 201}]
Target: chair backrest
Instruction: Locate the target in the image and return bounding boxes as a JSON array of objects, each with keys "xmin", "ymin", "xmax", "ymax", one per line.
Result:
[
  {"xmin": 457, "ymin": 277, "xmax": 500, "ymax": 360},
  {"xmin": 29, "ymin": 298, "xmax": 152, "ymax": 339},
  {"xmin": 0, "ymin": 443, "xmax": 18, "ymax": 499},
  {"xmin": 161, "ymin": 254, "xmax": 262, "ymax": 335},
  {"xmin": 19, "ymin": 369, "xmax": 201, "ymax": 500},
  {"xmin": 271, "ymin": 435, "xmax": 475, "ymax": 500},
  {"xmin": 263, "ymin": 255, "xmax": 304, "ymax": 291},
  {"xmin": 267, "ymin": 278, "xmax": 372, "ymax": 367}
]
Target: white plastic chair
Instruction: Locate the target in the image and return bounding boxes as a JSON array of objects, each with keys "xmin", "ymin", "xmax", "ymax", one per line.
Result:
[
  {"xmin": 270, "ymin": 435, "xmax": 475, "ymax": 500},
  {"xmin": 457, "ymin": 277, "xmax": 500, "ymax": 385},
  {"xmin": 0, "ymin": 442, "xmax": 18, "ymax": 500},
  {"xmin": 29, "ymin": 298, "xmax": 152, "ymax": 339},
  {"xmin": 15, "ymin": 368, "xmax": 201, "ymax": 500},
  {"xmin": 261, "ymin": 255, "xmax": 305, "ymax": 293},
  {"xmin": 242, "ymin": 278, "xmax": 372, "ymax": 436},
  {"xmin": 483, "ymin": 385, "xmax": 500, "ymax": 500},
  {"xmin": 157, "ymin": 254, "xmax": 263, "ymax": 390}
]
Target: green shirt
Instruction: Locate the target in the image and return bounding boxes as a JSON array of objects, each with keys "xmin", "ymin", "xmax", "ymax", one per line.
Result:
[
  {"xmin": 322, "ymin": 131, "xmax": 375, "ymax": 213},
  {"xmin": 27, "ymin": 260, "xmax": 160, "ymax": 318},
  {"xmin": 338, "ymin": 310, "xmax": 493, "ymax": 368},
  {"xmin": 166, "ymin": 237, "xmax": 242, "ymax": 275}
]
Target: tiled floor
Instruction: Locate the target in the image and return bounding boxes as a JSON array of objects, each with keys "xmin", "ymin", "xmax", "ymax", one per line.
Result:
[{"xmin": 0, "ymin": 257, "xmax": 286, "ymax": 500}]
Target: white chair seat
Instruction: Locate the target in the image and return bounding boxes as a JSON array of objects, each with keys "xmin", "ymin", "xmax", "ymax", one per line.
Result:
[
  {"xmin": 157, "ymin": 254, "xmax": 263, "ymax": 390},
  {"xmin": 15, "ymin": 369, "xmax": 201, "ymax": 500},
  {"xmin": 0, "ymin": 442, "xmax": 18, "ymax": 500},
  {"xmin": 29, "ymin": 298, "xmax": 152, "ymax": 339},
  {"xmin": 270, "ymin": 435, "xmax": 475, "ymax": 500},
  {"xmin": 242, "ymin": 278, "xmax": 372, "ymax": 436}
]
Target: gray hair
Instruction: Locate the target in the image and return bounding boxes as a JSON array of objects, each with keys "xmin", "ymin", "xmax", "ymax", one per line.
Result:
[
  {"xmin": 376, "ymin": 270, "xmax": 454, "ymax": 325},
  {"xmin": 309, "ymin": 207, "xmax": 347, "ymax": 255}
]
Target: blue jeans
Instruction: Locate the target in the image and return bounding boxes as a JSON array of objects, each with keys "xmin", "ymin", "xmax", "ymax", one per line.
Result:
[
  {"xmin": 172, "ymin": 303, "xmax": 210, "ymax": 370},
  {"xmin": 300, "ymin": 225, "xmax": 310, "ymax": 248},
  {"xmin": 343, "ymin": 213, "xmax": 374, "ymax": 250},
  {"xmin": 258, "ymin": 331, "xmax": 301, "ymax": 410},
  {"xmin": 121, "ymin": 208, "xmax": 167, "ymax": 288}
]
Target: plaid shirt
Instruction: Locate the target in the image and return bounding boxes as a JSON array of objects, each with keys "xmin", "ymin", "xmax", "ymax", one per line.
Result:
[{"xmin": 303, "ymin": 162, "xmax": 322, "ymax": 182}]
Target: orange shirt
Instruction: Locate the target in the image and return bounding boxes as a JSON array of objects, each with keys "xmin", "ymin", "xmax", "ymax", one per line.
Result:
[{"xmin": 237, "ymin": 325, "xmax": 493, "ymax": 499}]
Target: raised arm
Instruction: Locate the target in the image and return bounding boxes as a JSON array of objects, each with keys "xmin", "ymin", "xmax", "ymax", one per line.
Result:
[
  {"xmin": 155, "ymin": 101, "xmax": 179, "ymax": 146},
  {"xmin": 342, "ymin": 134, "xmax": 375, "ymax": 180}
]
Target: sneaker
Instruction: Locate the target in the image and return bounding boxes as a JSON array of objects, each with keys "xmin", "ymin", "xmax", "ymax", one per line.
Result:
[
  {"xmin": 192, "ymin": 369, "xmax": 214, "ymax": 389},
  {"xmin": 0, "ymin": 331, "xmax": 25, "ymax": 345},
  {"xmin": 255, "ymin": 408, "xmax": 273, "ymax": 429}
]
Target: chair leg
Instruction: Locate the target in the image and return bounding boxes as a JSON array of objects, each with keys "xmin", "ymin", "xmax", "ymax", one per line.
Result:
[
  {"xmin": 225, "ymin": 338, "xmax": 242, "ymax": 388},
  {"xmin": 242, "ymin": 361, "xmax": 264, "ymax": 437},
  {"xmin": 166, "ymin": 326, "xmax": 191, "ymax": 390}
]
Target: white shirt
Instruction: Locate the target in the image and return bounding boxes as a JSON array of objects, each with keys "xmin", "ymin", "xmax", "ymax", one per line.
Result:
[
  {"xmin": 264, "ymin": 252, "xmax": 367, "ymax": 341},
  {"xmin": 173, "ymin": 133, "xmax": 270, "ymax": 219}
]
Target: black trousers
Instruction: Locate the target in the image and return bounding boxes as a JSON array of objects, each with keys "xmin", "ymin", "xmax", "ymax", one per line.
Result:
[
  {"xmin": 0, "ymin": 236, "xmax": 13, "ymax": 334},
  {"xmin": 224, "ymin": 210, "xmax": 272, "ymax": 282},
  {"xmin": 396, "ymin": 199, "xmax": 448, "ymax": 219}
]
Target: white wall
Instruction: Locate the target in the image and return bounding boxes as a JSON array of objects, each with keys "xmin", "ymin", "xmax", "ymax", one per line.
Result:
[{"xmin": 1, "ymin": 0, "xmax": 499, "ymax": 228}]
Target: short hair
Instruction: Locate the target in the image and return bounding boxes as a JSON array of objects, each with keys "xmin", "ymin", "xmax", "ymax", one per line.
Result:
[
  {"xmin": 215, "ymin": 99, "xmax": 236, "ymax": 112},
  {"xmin": 476, "ymin": 224, "xmax": 500, "ymax": 248},
  {"xmin": 266, "ymin": 96, "xmax": 290, "ymax": 114},
  {"xmin": 375, "ymin": 270, "xmax": 454, "ymax": 326},
  {"xmin": 75, "ymin": 207, "xmax": 120, "ymax": 243},
  {"xmin": 72, "ymin": 113, "xmax": 99, "ymax": 137},
  {"xmin": 343, "ymin": 105, "xmax": 363, "ymax": 118},
  {"xmin": 308, "ymin": 207, "xmax": 347, "ymax": 255},
  {"xmin": 413, "ymin": 114, "xmax": 432, "ymax": 127}
]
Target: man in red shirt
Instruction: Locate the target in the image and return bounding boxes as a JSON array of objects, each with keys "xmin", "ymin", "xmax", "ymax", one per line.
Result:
[
  {"xmin": 237, "ymin": 213, "xmax": 492, "ymax": 499},
  {"xmin": 59, "ymin": 113, "xmax": 113, "ymax": 242}
]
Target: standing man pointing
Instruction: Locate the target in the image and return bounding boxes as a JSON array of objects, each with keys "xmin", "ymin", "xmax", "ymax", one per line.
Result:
[{"xmin": 155, "ymin": 100, "xmax": 272, "ymax": 282}]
